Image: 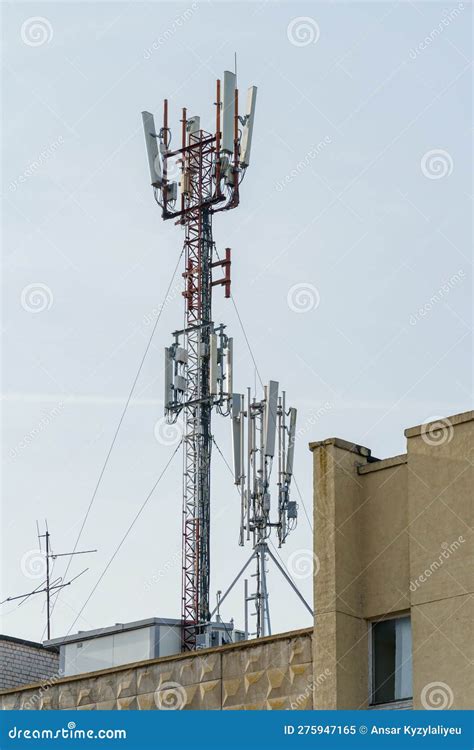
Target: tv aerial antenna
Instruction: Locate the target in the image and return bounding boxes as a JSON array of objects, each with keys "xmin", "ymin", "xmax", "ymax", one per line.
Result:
[
  {"xmin": 1, "ymin": 521, "xmax": 97, "ymax": 640},
  {"xmin": 141, "ymin": 67, "xmax": 308, "ymax": 650}
]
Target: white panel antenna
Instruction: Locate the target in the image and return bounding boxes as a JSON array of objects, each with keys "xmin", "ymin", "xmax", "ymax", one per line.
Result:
[
  {"xmin": 175, "ymin": 347, "xmax": 188, "ymax": 364},
  {"xmin": 286, "ymin": 407, "xmax": 297, "ymax": 477},
  {"xmin": 226, "ymin": 338, "xmax": 233, "ymax": 396},
  {"xmin": 187, "ymin": 115, "xmax": 201, "ymax": 141},
  {"xmin": 164, "ymin": 348, "xmax": 173, "ymax": 411},
  {"xmin": 240, "ymin": 86, "xmax": 257, "ymax": 167},
  {"xmin": 222, "ymin": 71, "xmax": 236, "ymax": 154},
  {"xmin": 263, "ymin": 381, "xmax": 279, "ymax": 457},
  {"xmin": 141, "ymin": 111, "xmax": 162, "ymax": 187},
  {"xmin": 231, "ymin": 394, "xmax": 244, "ymax": 483}
]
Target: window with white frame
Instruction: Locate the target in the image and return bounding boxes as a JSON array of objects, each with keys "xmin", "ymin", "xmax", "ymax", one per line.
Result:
[{"xmin": 370, "ymin": 615, "xmax": 412, "ymax": 705}]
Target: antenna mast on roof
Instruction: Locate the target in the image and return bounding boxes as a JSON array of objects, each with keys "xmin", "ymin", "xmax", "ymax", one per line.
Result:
[
  {"xmin": 1, "ymin": 521, "xmax": 96, "ymax": 640},
  {"xmin": 141, "ymin": 67, "xmax": 305, "ymax": 651}
]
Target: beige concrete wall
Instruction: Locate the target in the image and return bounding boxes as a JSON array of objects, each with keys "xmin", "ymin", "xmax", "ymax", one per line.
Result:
[
  {"xmin": 406, "ymin": 412, "xmax": 473, "ymax": 710},
  {"xmin": 310, "ymin": 410, "xmax": 473, "ymax": 711},
  {"xmin": 358, "ymin": 455, "xmax": 409, "ymax": 618},
  {"xmin": 0, "ymin": 629, "xmax": 313, "ymax": 711},
  {"xmin": 310, "ymin": 438, "xmax": 411, "ymax": 708},
  {"xmin": 310, "ymin": 438, "xmax": 370, "ymax": 709}
]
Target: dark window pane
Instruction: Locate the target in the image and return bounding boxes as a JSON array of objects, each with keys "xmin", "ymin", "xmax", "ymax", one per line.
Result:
[{"xmin": 372, "ymin": 619, "xmax": 396, "ymax": 704}]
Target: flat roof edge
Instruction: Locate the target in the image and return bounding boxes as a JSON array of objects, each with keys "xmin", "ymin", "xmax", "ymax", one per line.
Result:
[
  {"xmin": 405, "ymin": 410, "xmax": 474, "ymax": 438},
  {"xmin": 308, "ymin": 437, "xmax": 372, "ymax": 458},
  {"xmin": 0, "ymin": 634, "xmax": 58, "ymax": 652},
  {"xmin": 358, "ymin": 454, "xmax": 407, "ymax": 474},
  {"xmin": 44, "ymin": 617, "xmax": 233, "ymax": 647}
]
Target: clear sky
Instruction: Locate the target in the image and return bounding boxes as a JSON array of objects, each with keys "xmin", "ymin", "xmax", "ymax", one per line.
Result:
[{"xmin": 2, "ymin": 1, "xmax": 472, "ymax": 644}]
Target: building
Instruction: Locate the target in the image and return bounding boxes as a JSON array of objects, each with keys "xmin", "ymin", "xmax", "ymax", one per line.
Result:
[
  {"xmin": 44, "ymin": 618, "xmax": 243, "ymax": 677},
  {"xmin": 0, "ymin": 635, "xmax": 59, "ymax": 691},
  {"xmin": 0, "ymin": 410, "xmax": 472, "ymax": 710},
  {"xmin": 310, "ymin": 409, "xmax": 472, "ymax": 710}
]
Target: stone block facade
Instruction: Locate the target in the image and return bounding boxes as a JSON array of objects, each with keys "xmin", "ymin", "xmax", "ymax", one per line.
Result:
[{"xmin": 0, "ymin": 629, "xmax": 312, "ymax": 710}]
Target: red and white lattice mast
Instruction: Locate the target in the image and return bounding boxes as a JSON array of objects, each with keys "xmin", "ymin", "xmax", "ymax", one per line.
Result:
[
  {"xmin": 142, "ymin": 72, "xmax": 257, "ymax": 650},
  {"xmin": 143, "ymin": 71, "xmax": 306, "ymax": 651}
]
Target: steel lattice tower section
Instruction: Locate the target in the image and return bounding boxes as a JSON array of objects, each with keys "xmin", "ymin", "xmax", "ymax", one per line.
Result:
[
  {"xmin": 181, "ymin": 132, "xmax": 215, "ymax": 649},
  {"xmin": 142, "ymin": 74, "xmax": 309, "ymax": 651},
  {"xmin": 142, "ymin": 73, "xmax": 256, "ymax": 650}
]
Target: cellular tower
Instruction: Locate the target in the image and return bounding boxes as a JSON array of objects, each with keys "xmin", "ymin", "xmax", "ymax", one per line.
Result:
[{"xmin": 142, "ymin": 69, "xmax": 305, "ymax": 652}]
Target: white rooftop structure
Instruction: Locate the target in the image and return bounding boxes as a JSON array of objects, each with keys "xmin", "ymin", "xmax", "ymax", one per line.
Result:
[{"xmin": 45, "ymin": 617, "xmax": 242, "ymax": 676}]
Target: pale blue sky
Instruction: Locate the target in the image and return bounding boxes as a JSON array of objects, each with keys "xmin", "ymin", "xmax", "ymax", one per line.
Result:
[{"xmin": 2, "ymin": 1, "xmax": 472, "ymax": 643}]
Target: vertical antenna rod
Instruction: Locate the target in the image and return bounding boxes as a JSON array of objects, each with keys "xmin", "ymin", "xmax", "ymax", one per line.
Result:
[{"xmin": 45, "ymin": 527, "xmax": 51, "ymax": 639}]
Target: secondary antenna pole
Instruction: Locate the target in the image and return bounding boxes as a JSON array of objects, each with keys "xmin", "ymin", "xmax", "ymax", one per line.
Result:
[
  {"xmin": 38, "ymin": 522, "xmax": 97, "ymax": 639},
  {"xmin": 207, "ymin": 542, "xmax": 313, "ymax": 639},
  {"xmin": 0, "ymin": 522, "xmax": 98, "ymax": 641},
  {"xmin": 45, "ymin": 528, "xmax": 51, "ymax": 639}
]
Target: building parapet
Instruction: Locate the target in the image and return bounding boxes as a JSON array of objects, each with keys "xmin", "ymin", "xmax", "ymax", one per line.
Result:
[
  {"xmin": 404, "ymin": 410, "xmax": 474, "ymax": 438},
  {"xmin": 0, "ymin": 628, "xmax": 314, "ymax": 711},
  {"xmin": 358, "ymin": 454, "xmax": 407, "ymax": 474},
  {"xmin": 308, "ymin": 437, "xmax": 373, "ymax": 458}
]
